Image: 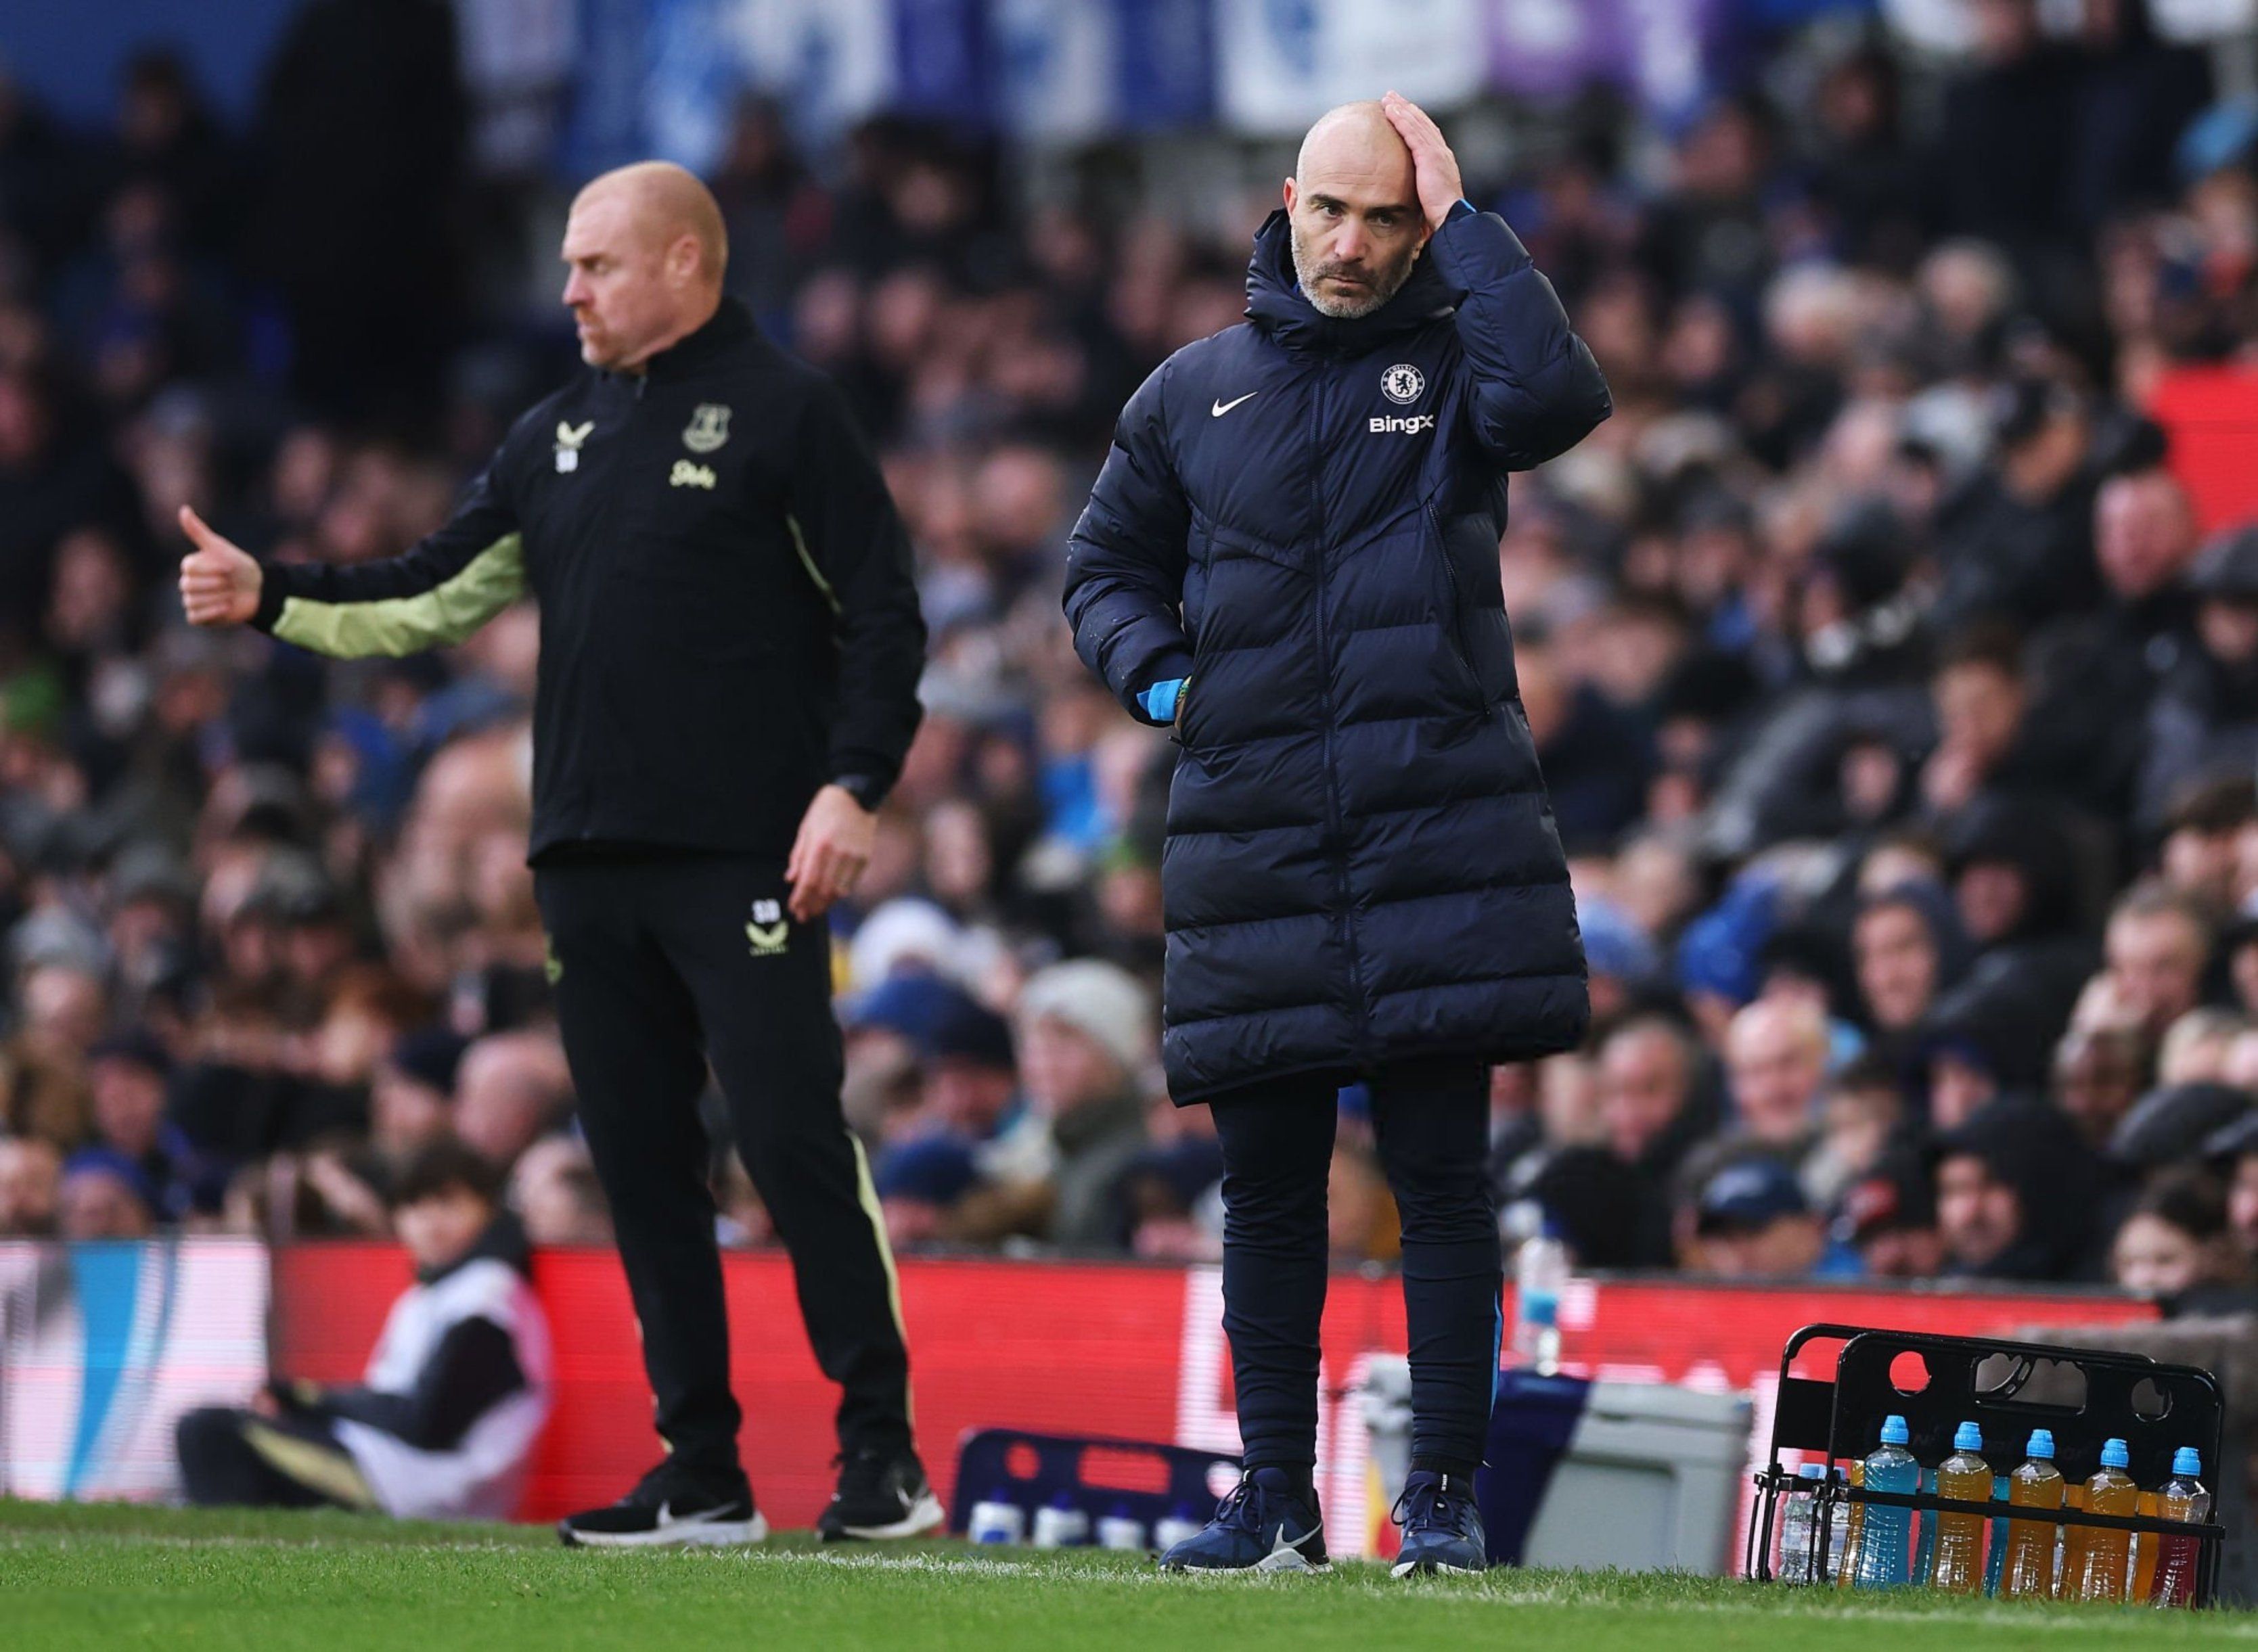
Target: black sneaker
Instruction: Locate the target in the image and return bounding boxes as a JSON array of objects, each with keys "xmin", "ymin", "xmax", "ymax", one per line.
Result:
[
  {"xmin": 558, "ymin": 1460, "xmax": 768, "ymax": 1548},
  {"xmin": 815, "ymin": 1448, "xmax": 946, "ymax": 1541}
]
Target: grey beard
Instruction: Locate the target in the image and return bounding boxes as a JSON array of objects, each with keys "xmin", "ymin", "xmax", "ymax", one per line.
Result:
[{"xmin": 1290, "ymin": 235, "xmax": 1407, "ymax": 319}]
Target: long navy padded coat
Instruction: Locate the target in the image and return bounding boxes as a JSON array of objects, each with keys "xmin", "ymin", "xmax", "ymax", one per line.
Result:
[{"xmin": 1064, "ymin": 205, "xmax": 1612, "ymax": 1103}]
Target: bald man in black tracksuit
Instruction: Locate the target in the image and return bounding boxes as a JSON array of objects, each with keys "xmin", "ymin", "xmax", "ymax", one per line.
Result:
[{"xmin": 179, "ymin": 162, "xmax": 938, "ymax": 1546}]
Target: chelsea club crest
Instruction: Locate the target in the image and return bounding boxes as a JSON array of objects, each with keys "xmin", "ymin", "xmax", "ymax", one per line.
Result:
[{"xmin": 1380, "ymin": 363, "xmax": 1425, "ymax": 406}]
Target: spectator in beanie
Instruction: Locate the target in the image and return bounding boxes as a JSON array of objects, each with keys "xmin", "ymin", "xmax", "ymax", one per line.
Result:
[
  {"xmin": 952, "ymin": 960, "xmax": 1151, "ymax": 1248},
  {"xmin": 874, "ymin": 1134, "xmax": 981, "ymax": 1249},
  {"xmin": 2142, "ymin": 525, "xmax": 2258, "ymax": 827},
  {"xmin": 922, "ymin": 990, "xmax": 1047, "ymax": 1187},
  {"xmin": 84, "ymin": 1030, "xmax": 225, "ymax": 1222},
  {"xmin": 56, "ymin": 1154, "xmax": 156, "ymax": 1239},
  {"xmin": 1851, "ymin": 881, "xmax": 1969, "ymax": 1057},
  {"xmin": 1831, "ymin": 1145, "xmax": 1945, "ymax": 1279},
  {"xmin": 1936, "ymin": 1097, "xmax": 2104, "ymax": 1281}
]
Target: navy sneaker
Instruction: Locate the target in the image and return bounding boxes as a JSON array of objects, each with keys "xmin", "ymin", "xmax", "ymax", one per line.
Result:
[
  {"xmin": 1158, "ymin": 1467, "xmax": 1330, "ymax": 1574},
  {"xmin": 1391, "ymin": 1469, "xmax": 1487, "ymax": 1577}
]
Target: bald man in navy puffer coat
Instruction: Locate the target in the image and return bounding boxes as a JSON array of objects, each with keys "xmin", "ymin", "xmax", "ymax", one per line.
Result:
[{"xmin": 1064, "ymin": 93, "xmax": 1610, "ymax": 1576}]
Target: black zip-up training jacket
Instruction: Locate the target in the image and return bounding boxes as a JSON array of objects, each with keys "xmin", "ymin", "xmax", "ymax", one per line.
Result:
[{"xmin": 249, "ymin": 298, "xmax": 926, "ymax": 861}]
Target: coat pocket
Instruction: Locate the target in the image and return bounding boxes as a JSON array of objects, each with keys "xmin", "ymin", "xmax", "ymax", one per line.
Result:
[{"xmin": 1424, "ymin": 503, "xmax": 1489, "ymax": 712}]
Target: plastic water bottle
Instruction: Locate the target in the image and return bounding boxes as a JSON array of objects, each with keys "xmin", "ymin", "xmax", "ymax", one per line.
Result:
[
  {"xmin": 1851, "ymin": 1414, "xmax": 1920, "ymax": 1588},
  {"xmin": 1513, "ymin": 1231, "xmax": 1567, "ymax": 1375},
  {"xmin": 2000, "ymin": 1430, "xmax": 2065, "ymax": 1600},
  {"xmin": 1826, "ymin": 1467, "xmax": 1853, "ymax": 1580},
  {"xmin": 1931, "ymin": 1420, "xmax": 1991, "ymax": 1595},
  {"xmin": 2150, "ymin": 1447, "xmax": 2209, "ymax": 1608},
  {"xmin": 1153, "ymin": 1502, "xmax": 1204, "ymax": 1553},
  {"xmin": 1096, "ymin": 1503, "xmax": 1147, "ymax": 1551},
  {"xmin": 968, "ymin": 1488, "xmax": 1024, "ymax": 1544},
  {"xmin": 2071, "ymin": 1438, "xmax": 2139, "ymax": 1603},
  {"xmin": 1834, "ymin": 1463, "xmax": 1864, "ymax": 1588},
  {"xmin": 1031, "ymin": 1490, "xmax": 1091, "ymax": 1548},
  {"xmin": 1777, "ymin": 1464, "xmax": 1824, "ymax": 1582}
]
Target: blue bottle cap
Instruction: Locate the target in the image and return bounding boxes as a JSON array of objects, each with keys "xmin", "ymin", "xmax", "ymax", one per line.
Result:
[
  {"xmin": 1880, "ymin": 1414, "xmax": 1910, "ymax": 1446},
  {"xmin": 2173, "ymin": 1447, "xmax": 2203, "ymax": 1478},
  {"xmin": 1048, "ymin": 1490, "xmax": 1077, "ymax": 1509},
  {"xmin": 1798, "ymin": 1463, "xmax": 1826, "ymax": 1480},
  {"xmin": 1954, "ymin": 1421, "xmax": 1983, "ymax": 1453},
  {"xmin": 2101, "ymin": 1438, "xmax": 2130, "ymax": 1469},
  {"xmin": 2025, "ymin": 1429, "xmax": 2055, "ymax": 1459}
]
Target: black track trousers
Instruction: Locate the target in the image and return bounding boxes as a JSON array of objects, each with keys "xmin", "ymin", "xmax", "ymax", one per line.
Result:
[{"xmin": 533, "ymin": 852, "xmax": 911, "ymax": 1475}]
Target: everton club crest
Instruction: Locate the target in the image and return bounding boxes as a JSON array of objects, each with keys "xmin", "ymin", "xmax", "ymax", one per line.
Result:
[{"xmin": 682, "ymin": 403, "xmax": 732, "ymax": 455}]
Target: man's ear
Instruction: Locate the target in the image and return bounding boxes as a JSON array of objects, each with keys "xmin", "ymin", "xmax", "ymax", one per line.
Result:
[{"xmin": 1283, "ymin": 177, "xmax": 1299, "ymax": 214}]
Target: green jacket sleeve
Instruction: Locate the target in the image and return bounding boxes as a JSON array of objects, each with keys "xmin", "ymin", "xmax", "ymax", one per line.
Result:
[{"xmin": 251, "ymin": 455, "xmax": 526, "ymax": 658}]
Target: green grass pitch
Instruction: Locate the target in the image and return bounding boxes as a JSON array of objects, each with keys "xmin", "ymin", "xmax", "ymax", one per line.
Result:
[{"xmin": 3, "ymin": 1498, "xmax": 2254, "ymax": 1651}]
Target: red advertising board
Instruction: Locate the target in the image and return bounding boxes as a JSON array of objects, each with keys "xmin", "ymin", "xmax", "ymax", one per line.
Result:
[{"xmin": 269, "ymin": 1245, "xmax": 2157, "ymax": 1559}]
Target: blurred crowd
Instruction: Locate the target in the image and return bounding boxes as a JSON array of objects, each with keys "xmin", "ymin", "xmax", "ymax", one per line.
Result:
[{"xmin": 9, "ymin": 0, "xmax": 2258, "ymax": 1305}]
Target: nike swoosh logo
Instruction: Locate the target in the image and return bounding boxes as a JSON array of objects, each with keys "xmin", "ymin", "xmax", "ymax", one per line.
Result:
[{"xmin": 1211, "ymin": 392, "xmax": 1259, "ymax": 417}]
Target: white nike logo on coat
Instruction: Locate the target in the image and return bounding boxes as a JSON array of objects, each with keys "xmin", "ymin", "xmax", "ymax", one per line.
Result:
[{"xmin": 1211, "ymin": 392, "xmax": 1259, "ymax": 417}]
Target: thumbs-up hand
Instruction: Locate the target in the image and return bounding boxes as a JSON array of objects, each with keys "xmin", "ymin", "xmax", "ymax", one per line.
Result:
[{"xmin": 177, "ymin": 505, "xmax": 263, "ymax": 626}]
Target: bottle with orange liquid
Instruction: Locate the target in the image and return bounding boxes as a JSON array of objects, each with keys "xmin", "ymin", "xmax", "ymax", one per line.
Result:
[
  {"xmin": 1930, "ymin": 1420, "xmax": 1991, "ymax": 1594},
  {"xmin": 1999, "ymin": 1429, "xmax": 2064, "ymax": 1600},
  {"xmin": 2070, "ymin": 1437, "xmax": 2139, "ymax": 1603}
]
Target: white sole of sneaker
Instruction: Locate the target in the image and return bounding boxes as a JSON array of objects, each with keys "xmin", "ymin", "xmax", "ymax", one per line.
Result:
[
  {"xmin": 1160, "ymin": 1553, "xmax": 1332, "ymax": 1576},
  {"xmin": 828, "ymin": 1490, "xmax": 946, "ymax": 1542},
  {"xmin": 562, "ymin": 1510, "xmax": 771, "ymax": 1549},
  {"xmin": 1390, "ymin": 1558, "xmax": 1482, "ymax": 1578}
]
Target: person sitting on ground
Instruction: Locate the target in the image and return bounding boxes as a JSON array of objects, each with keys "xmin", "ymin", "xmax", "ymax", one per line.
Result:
[{"xmin": 175, "ymin": 1138, "xmax": 552, "ymax": 1519}]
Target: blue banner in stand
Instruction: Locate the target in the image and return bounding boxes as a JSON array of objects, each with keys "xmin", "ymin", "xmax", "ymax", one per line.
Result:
[
  {"xmin": 1215, "ymin": 0, "xmax": 1490, "ymax": 135},
  {"xmin": 893, "ymin": 0, "xmax": 993, "ymax": 124},
  {"xmin": 641, "ymin": 0, "xmax": 744, "ymax": 171},
  {"xmin": 733, "ymin": 0, "xmax": 899, "ymax": 147},
  {"xmin": 1487, "ymin": 0, "xmax": 1735, "ymax": 124},
  {"xmin": 995, "ymin": 0, "xmax": 1118, "ymax": 144},
  {"xmin": 1115, "ymin": 0, "xmax": 1215, "ymax": 132}
]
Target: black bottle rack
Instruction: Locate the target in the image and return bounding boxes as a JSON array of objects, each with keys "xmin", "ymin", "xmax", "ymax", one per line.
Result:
[{"xmin": 1747, "ymin": 1323, "xmax": 2229, "ymax": 1607}]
